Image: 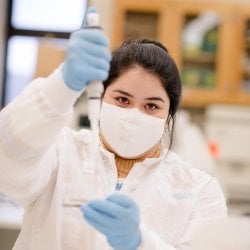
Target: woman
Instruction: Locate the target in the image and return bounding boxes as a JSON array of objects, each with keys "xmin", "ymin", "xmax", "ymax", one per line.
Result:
[{"xmin": 0, "ymin": 7, "xmax": 226, "ymax": 250}]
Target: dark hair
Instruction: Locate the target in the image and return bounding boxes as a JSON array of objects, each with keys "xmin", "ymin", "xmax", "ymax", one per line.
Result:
[{"xmin": 103, "ymin": 38, "xmax": 182, "ymax": 148}]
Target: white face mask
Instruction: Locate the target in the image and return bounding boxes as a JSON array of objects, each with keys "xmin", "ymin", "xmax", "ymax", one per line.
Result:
[{"xmin": 100, "ymin": 102, "xmax": 166, "ymax": 158}]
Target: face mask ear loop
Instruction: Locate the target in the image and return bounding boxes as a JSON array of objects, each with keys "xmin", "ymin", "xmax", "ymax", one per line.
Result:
[{"xmin": 160, "ymin": 123, "xmax": 170, "ymax": 149}]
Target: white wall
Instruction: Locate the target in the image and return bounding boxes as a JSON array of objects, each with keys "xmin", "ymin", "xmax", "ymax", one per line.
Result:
[{"xmin": 0, "ymin": 0, "xmax": 7, "ymax": 106}]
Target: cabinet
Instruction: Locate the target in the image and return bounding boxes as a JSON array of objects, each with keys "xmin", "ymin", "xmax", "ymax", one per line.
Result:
[
  {"xmin": 111, "ymin": 0, "xmax": 250, "ymax": 107},
  {"xmin": 235, "ymin": 6, "xmax": 250, "ymax": 96}
]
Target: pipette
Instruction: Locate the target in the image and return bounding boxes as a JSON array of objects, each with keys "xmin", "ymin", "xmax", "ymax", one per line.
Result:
[{"xmin": 83, "ymin": 11, "xmax": 104, "ymax": 173}]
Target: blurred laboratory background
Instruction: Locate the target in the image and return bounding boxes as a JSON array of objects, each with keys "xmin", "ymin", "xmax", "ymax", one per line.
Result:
[{"xmin": 0, "ymin": 0, "xmax": 250, "ymax": 249}]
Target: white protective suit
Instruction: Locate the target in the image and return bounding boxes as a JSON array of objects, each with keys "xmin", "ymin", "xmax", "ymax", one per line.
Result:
[{"xmin": 0, "ymin": 69, "xmax": 227, "ymax": 250}]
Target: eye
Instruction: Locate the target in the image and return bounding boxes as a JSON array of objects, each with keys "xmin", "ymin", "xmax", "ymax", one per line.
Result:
[
  {"xmin": 115, "ymin": 97, "xmax": 129, "ymax": 106},
  {"xmin": 145, "ymin": 103, "xmax": 159, "ymax": 111}
]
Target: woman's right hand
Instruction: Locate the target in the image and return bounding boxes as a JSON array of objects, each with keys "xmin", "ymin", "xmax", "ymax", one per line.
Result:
[{"xmin": 61, "ymin": 7, "xmax": 111, "ymax": 91}]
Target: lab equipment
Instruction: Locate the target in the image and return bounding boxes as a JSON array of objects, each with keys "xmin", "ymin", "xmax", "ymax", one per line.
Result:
[
  {"xmin": 61, "ymin": 8, "xmax": 110, "ymax": 91},
  {"xmin": 205, "ymin": 104, "xmax": 250, "ymax": 215},
  {"xmin": 182, "ymin": 12, "xmax": 219, "ymax": 53},
  {"xmin": 84, "ymin": 9, "xmax": 104, "ymax": 173},
  {"xmin": 81, "ymin": 193, "xmax": 141, "ymax": 250},
  {"xmin": 63, "ymin": 198, "xmax": 88, "ymax": 208}
]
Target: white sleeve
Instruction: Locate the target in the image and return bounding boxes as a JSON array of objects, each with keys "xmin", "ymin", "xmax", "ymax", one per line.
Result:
[
  {"xmin": 138, "ymin": 178, "xmax": 227, "ymax": 250},
  {"xmin": 0, "ymin": 68, "xmax": 81, "ymax": 206}
]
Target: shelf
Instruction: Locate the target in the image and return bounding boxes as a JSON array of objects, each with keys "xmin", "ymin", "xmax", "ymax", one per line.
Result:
[{"xmin": 183, "ymin": 52, "xmax": 216, "ymax": 65}]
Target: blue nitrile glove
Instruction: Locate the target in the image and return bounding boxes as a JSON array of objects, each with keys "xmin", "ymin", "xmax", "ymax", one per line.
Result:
[
  {"xmin": 81, "ymin": 194, "xmax": 141, "ymax": 250},
  {"xmin": 61, "ymin": 7, "xmax": 111, "ymax": 91}
]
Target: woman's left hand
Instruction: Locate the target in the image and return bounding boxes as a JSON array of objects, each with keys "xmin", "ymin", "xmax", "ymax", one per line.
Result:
[{"xmin": 81, "ymin": 193, "xmax": 141, "ymax": 250}]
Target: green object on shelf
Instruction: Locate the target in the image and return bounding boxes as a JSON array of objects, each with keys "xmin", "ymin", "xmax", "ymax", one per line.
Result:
[
  {"xmin": 182, "ymin": 67, "xmax": 216, "ymax": 89},
  {"xmin": 201, "ymin": 69, "xmax": 216, "ymax": 88},
  {"xmin": 182, "ymin": 67, "xmax": 202, "ymax": 88},
  {"xmin": 202, "ymin": 27, "xmax": 219, "ymax": 53}
]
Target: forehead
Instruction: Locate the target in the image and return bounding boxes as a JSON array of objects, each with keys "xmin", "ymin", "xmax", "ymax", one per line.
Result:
[{"xmin": 107, "ymin": 67, "xmax": 168, "ymax": 99}]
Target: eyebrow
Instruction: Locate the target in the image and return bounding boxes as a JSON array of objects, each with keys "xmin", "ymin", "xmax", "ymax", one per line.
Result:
[
  {"xmin": 146, "ymin": 97, "xmax": 165, "ymax": 103},
  {"xmin": 112, "ymin": 89, "xmax": 165, "ymax": 103},
  {"xmin": 113, "ymin": 90, "xmax": 133, "ymax": 97}
]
